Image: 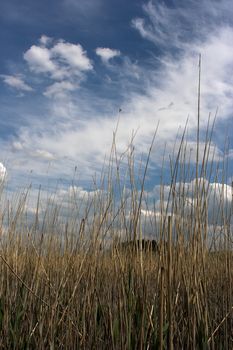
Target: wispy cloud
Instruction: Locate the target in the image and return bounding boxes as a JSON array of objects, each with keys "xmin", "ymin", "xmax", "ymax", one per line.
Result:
[
  {"xmin": 128, "ymin": 1, "xmax": 233, "ymax": 144},
  {"xmin": 12, "ymin": 141, "xmax": 24, "ymax": 151},
  {"xmin": 31, "ymin": 149, "xmax": 56, "ymax": 161},
  {"xmin": 1, "ymin": 74, "xmax": 33, "ymax": 92},
  {"xmin": 132, "ymin": 0, "xmax": 233, "ymax": 49},
  {"xmin": 44, "ymin": 81, "xmax": 77, "ymax": 98}
]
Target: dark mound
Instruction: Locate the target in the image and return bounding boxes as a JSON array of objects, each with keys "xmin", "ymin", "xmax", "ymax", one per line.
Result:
[{"xmin": 116, "ymin": 239, "xmax": 158, "ymax": 253}]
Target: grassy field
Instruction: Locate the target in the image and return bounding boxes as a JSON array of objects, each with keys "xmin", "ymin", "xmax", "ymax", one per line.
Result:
[{"xmin": 0, "ymin": 217, "xmax": 232, "ymax": 349}]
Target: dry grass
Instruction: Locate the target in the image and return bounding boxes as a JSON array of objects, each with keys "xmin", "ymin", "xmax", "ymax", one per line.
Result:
[{"xmin": 0, "ymin": 234, "xmax": 233, "ymax": 349}]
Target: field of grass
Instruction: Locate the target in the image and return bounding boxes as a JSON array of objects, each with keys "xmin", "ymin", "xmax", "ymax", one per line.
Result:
[{"xmin": 0, "ymin": 213, "xmax": 232, "ymax": 349}]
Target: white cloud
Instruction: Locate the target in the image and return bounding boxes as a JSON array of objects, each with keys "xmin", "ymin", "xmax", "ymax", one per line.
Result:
[
  {"xmin": 52, "ymin": 41, "xmax": 93, "ymax": 71},
  {"xmin": 1, "ymin": 75, "xmax": 33, "ymax": 92},
  {"xmin": 95, "ymin": 47, "xmax": 121, "ymax": 63},
  {"xmin": 0, "ymin": 163, "xmax": 7, "ymax": 181},
  {"xmin": 209, "ymin": 182, "xmax": 232, "ymax": 203},
  {"xmin": 39, "ymin": 35, "xmax": 52, "ymax": 46},
  {"xmin": 24, "ymin": 45, "xmax": 56, "ymax": 74},
  {"xmin": 23, "ymin": 38, "xmax": 93, "ymax": 85},
  {"xmin": 24, "ymin": 41, "xmax": 92, "ymax": 78}
]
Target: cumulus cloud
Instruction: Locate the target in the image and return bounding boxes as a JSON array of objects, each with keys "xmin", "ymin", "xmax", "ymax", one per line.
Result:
[
  {"xmin": 21, "ymin": 37, "xmax": 93, "ymax": 99},
  {"xmin": 1, "ymin": 74, "xmax": 33, "ymax": 92},
  {"xmin": 24, "ymin": 45, "xmax": 56, "ymax": 74},
  {"xmin": 95, "ymin": 47, "xmax": 121, "ymax": 63},
  {"xmin": 24, "ymin": 38, "xmax": 92, "ymax": 81},
  {"xmin": 52, "ymin": 42, "xmax": 93, "ymax": 71},
  {"xmin": 149, "ymin": 177, "xmax": 232, "ymax": 226}
]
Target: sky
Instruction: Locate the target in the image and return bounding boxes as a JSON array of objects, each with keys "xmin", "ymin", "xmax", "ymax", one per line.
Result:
[{"xmin": 1, "ymin": 0, "xmax": 233, "ymax": 201}]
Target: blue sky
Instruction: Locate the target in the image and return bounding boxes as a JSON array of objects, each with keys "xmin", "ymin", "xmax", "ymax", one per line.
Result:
[{"xmin": 1, "ymin": 0, "xmax": 233, "ymax": 199}]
